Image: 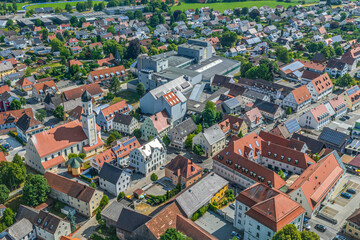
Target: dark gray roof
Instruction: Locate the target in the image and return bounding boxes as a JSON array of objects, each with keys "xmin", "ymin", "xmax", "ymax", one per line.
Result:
[
  {"xmin": 16, "ymin": 114, "xmax": 39, "ymax": 132},
  {"xmin": 15, "ymin": 205, "xmax": 39, "ymax": 223},
  {"xmin": 99, "ymin": 162, "xmax": 125, "ymax": 185},
  {"xmin": 170, "ymin": 118, "xmax": 197, "ymax": 138},
  {"xmin": 292, "ymin": 133, "xmax": 324, "ymax": 154},
  {"xmin": 44, "ymin": 93, "xmax": 62, "ymax": 106},
  {"xmin": 116, "ymin": 208, "xmax": 151, "ymax": 232},
  {"xmin": 319, "ymin": 127, "xmax": 350, "ymax": 147},
  {"xmin": 253, "ymin": 99, "xmax": 280, "ymax": 114},
  {"xmin": 81, "ymin": 90, "xmax": 92, "ymax": 102},
  {"xmin": 326, "ymin": 58, "xmax": 347, "ymax": 71},
  {"xmin": 101, "ymin": 201, "xmax": 129, "ymax": 222},
  {"xmin": 113, "ymin": 112, "xmax": 135, "ymax": 125}
]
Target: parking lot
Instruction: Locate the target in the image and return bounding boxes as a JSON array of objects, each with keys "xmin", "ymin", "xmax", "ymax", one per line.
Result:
[
  {"xmin": 145, "ymin": 179, "xmax": 174, "ymax": 196},
  {"xmin": 0, "ymin": 134, "xmax": 25, "ymax": 161},
  {"xmin": 327, "ymin": 111, "xmax": 360, "ymax": 135},
  {"xmin": 309, "ymin": 174, "xmax": 360, "ymax": 239}
]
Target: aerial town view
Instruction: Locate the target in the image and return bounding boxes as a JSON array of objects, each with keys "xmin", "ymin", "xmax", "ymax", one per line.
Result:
[{"xmin": 1, "ymin": 0, "xmax": 360, "ymax": 239}]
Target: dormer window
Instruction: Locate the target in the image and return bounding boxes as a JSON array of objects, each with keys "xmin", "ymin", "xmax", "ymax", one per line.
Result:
[
  {"xmin": 288, "ymin": 158, "xmax": 291, "ymax": 162},
  {"xmin": 274, "ymin": 154, "xmax": 277, "ymax": 158},
  {"xmin": 281, "ymin": 156, "xmax": 284, "ymax": 160},
  {"xmin": 268, "ymin": 152, "xmax": 271, "ymax": 156}
]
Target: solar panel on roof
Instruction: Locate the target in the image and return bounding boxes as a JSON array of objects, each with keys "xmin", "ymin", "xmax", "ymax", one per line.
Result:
[
  {"xmin": 319, "ymin": 128, "xmax": 348, "ymax": 146},
  {"xmin": 355, "ymin": 141, "xmax": 360, "ymax": 149},
  {"xmin": 123, "ymin": 137, "xmax": 137, "ymax": 146},
  {"xmin": 350, "ymin": 139, "xmax": 357, "ymax": 148},
  {"xmin": 285, "ymin": 118, "xmax": 300, "ymax": 133}
]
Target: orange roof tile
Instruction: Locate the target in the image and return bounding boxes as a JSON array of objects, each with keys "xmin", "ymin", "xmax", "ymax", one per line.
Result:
[
  {"xmin": 163, "ymin": 91, "xmax": 180, "ymax": 107},
  {"xmin": 0, "ymin": 151, "xmax": 6, "ymax": 162},
  {"xmin": 165, "ymin": 155, "xmax": 202, "ymax": 179},
  {"xmin": 309, "ymin": 104, "xmax": 330, "ymax": 123},
  {"xmin": 63, "ymin": 83, "xmax": 103, "ymax": 101},
  {"xmin": 0, "ymin": 108, "xmax": 33, "ymax": 125},
  {"xmin": 16, "ymin": 78, "xmax": 33, "ymax": 88},
  {"xmin": 32, "ymin": 120, "xmax": 88, "ymax": 157},
  {"xmin": 89, "ymin": 65, "xmax": 126, "ymax": 82},
  {"xmin": 91, "ymin": 148, "xmax": 116, "ymax": 169},
  {"xmin": 33, "ymin": 80, "xmax": 58, "ymax": 95},
  {"xmin": 42, "ymin": 155, "xmax": 65, "ymax": 170},
  {"xmin": 288, "ymin": 152, "xmax": 344, "ymax": 210},
  {"xmin": 112, "ymin": 136, "xmax": 140, "ymax": 160},
  {"xmin": 101, "ymin": 100, "xmax": 129, "ymax": 121},
  {"xmin": 309, "ymin": 73, "xmax": 333, "ymax": 94},
  {"xmin": 83, "ymin": 135, "xmax": 104, "ymax": 152},
  {"xmin": 0, "ymin": 85, "xmax": 10, "ymax": 94},
  {"xmin": 291, "ymin": 85, "xmax": 311, "ymax": 104}
]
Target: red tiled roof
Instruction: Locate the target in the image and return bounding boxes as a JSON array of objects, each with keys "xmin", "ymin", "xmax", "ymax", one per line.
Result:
[
  {"xmin": 63, "ymin": 83, "xmax": 103, "ymax": 101},
  {"xmin": 42, "ymin": 155, "xmax": 65, "ymax": 170},
  {"xmin": 112, "ymin": 136, "xmax": 140, "ymax": 160},
  {"xmin": 328, "ymin": 95, "xmax": 346, "ymax": 112},
  {"xmin": 261, "ymin": 140, "xmax": 315, "ymax": 170},
  {"xmin": 0, "ymin": 151, "xmax": 6, "ymax": 163},
  {"xmin": 32, "ymin": 120, "xmax": 88, "ymax": 157},
  {"xmin": 244, "ymin": 107, "xmax": 262, "ymax": 123},
  {"xmin": 298, "ymin": 60, "xmax": 326, "ymax": 72},
  {"xmin": 91, "ymin": 148, "xmax": 116, "ymax": 169},
  {"xmin": 309, "ymin": 104, "xmax": 330, "ymax": 123},
  {"xmin": 96, "ymin": 54, "xmax": 114, "ymax": 66},
  {"xmin": 0, "ymin": 108, "xmax": 33, "ymax": 125},
  {"xmin": 245, "ymin": 194, "xmax": 305, "ymax": 232},
  {"xmin": 5, "ymin": 58, "xmax": 18, "ymax": 66},
  {"xmin": 218, "ymin": 114, "xmax": 246, "ymax": 134},
  {"xmin": 214, "ymin": 144, "xmax": 286, "ymax": 189},
  {"xmin": 101, "ymin": 100, "xmax": 129, "ymax": 121},
  {"xmin": 150, "ymin": 111, "xmax": 170, "ymax": 133},
  {"xmin": 0, "ymin": 85, "xmax": 10, "ymax": 94},
  {"xmin": 44, "ymin": 172, "xmax": 96, "ymax": 203},
  {"xmin": 163, "ymin": 91, "xmax": 180, "ymax": 106},
  {"xmin": 83, "ymin": 135, "xmax": 104, "ymax": 152},
  {"xmin": 69, "ymin": 59, "xmax": 83, "ymax": 67},
  {"xmin": 291, "ymin": 85, "xmax": 311, "ymax": 104},
  {"xmin": 16, "ymin": 78, "xmax": 33, "ymax": 88},
  {"xmin": 176, "ymin": 214, "xmax": 218, "ymax": 240},
  {"xmin": 310, "ymin": 73, "xmax": 333, "ymax": 94},
  {"xmin": 89, "ymin": 65, "xmax": 126, "ymax": 82},
  {"xmin": 33, "ymin": 80, "xmax": 57, "ymax": 95},
  {"xmin": 288, "ymin": 152, "xmax": 344, "ymax": 210},
  {"xmin": 165, "ymin": 155, "xmax": 202, "ymax": 179},
  {"xmin": 90, "ymin": 42, "xmax": 102, "ymax": 48}
]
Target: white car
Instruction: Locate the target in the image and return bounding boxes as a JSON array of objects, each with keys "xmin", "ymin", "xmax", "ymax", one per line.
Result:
[{"xmin": 304, "ymin": 224, "xmax": 311, "ymax": 231}]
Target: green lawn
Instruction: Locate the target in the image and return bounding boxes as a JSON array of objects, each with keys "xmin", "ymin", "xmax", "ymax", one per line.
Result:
[
  {"xmin": 172, "ymin": 0, "xmax": 309, "ymax": 12},
  {"xmin": 116, "ymin": 90, "xmax": 140, "ymax": 104},
  {"xmin": 25, "ymin": 1, "xmax": 103, "ymax": 10}
]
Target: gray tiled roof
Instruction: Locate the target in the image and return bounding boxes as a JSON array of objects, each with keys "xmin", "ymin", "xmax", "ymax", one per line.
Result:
[
  {"xmin": 99, "ymin": 162, "xmax": 126, "ymax": 185},
  {"xmin": 203, "ymin": 124, "xmax": 225, "ymax": 145},
  {"xmin": 5, "ymin": 218, "xmax": 34, "ymax": 240},
  {"xmin": 176, "ymin": 173, "xmax": 228, "ymax": 217}
]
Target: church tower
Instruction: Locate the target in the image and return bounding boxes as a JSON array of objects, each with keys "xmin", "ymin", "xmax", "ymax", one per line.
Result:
[{"xmin": 81, "ymin": 90, "xmax": 97, "ymax": 146}]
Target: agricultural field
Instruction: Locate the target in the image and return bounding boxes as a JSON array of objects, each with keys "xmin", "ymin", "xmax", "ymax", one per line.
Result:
[{"xmin": 171, "ymin": 0, "xmax": 317, "ymax": 12}]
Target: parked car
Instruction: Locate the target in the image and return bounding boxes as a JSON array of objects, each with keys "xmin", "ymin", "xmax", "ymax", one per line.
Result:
[
  {"xmin": 315, "ymin": 224, "xmax": 326, "ymax": 232},
  {"xmin": 304, "ymin": 224, "xmax": 311, "ymax": 231},
  {"xmin": 339, "ymin": 117, "xmax": 346, "ymax": 121},
  {"xmin": 303, "ymin": 217, "xmax": 309, "ymax": 223},
  {"xmin": 160, "ymin": 165, "xmax": 165, "ymax": 170},
  {"xmin": 345, "ymin": 115, "xmax": 350, "ymax": 120},
  {"xmin": 334, "ymin": 235, "xmax": 347, "ymax": 240},
  {"xmin": 347, "ymin": 188, "xmax": 356, "ymax": 194},
  {"xmin": 230, "ymin": 203, "xmax": 235, "ymax": 209},
  {"xmin": 231, "ymin": 231, "xmax": 241, "ymax": 239},
  {"xmin": 341, "ymin": 192, "xmax": 352, "ymax": 199}
]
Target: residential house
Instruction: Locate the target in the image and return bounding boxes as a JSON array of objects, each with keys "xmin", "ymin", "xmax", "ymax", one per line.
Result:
[
  {"xmin": 0, "ymin": 91, "xmax": 20, "ymax": 111},
  {"xmin": 0, "ymin": 61, "xmax": 15, "ymax": 78},
  {"xmin": 32, "ymin": 80, "xmax": 58, "ymax": 102},
  {"xmin": 113, "ymin": 113, "xmax": 138, "ymax": 135},
  {"xmin": 234, "ymin": 183, "xmax": 305, "ymax": 240},
  {"xmin": 96, "ymin": 101, "xmax": 130, "ymax": 131},
  {"xmin": 287, "ymin": 152, "xmax": 345, "ymax": 217},
  {"xmin": 341, "ymin": 47, "xmax": 360, "ymax": 70},
  {"xmin": 192, "ymin": 124, "xmax": 226, "ymax": 157},
  {"xmin": 87, "ymin": 65, "xmax": 126, "ymax": 83},
  {"xmin": 283, "ymin": 85, "xmax": 311, "ymax": 112},
  {"xmin": 1, "ymin": 218, "xmax": 36, "ymax": 240},
  {"xmin": 44, "ymin": 172, "xmax": 103, "ymax": 217},
  {"xmin": 99, "ymin": 162, "xmax": 131, "ymax": 196},
  {"xmin": 324, "ymin": 95, "xmax": 347, "ymax": 119},
  {"xmin": 345, "ymin": 209, "xmax": 360, "ymax": 239},
  {"xmin": 218, "ymin": 114, "xmax": 248, "ymax": 137},
  {"xmin": 165, "ymin": 155, "xmax": 202, "ymax": 187},
  {"xmin": 167, "ymin": 117, "xmax": 197, "ymax": 149},
  {"xmin": 222, "ymin": 96, "xmax": 245, "ymax": 115},
  {"xmin": 129, "ymin": 137, "xmax": 166, "ymax": 175},
  {"xmin": 15, "ymin": 113, "xmax": 46, "ymax": 143},
  {"xmin": 325, "ymin": 59, "xmax": 348, "ymax": 77},
  {"xmin": 253, "ymin": 99, "xmax": 284, "ymax": 121},
  {"xmin": 0, "ymin": 108, "xmax": 33, "ymax": 130},
  {"xmin": 306, "ymin": 73, "xmax": 333, "ymax": 102},
  {"xmin": 16, "ymin": 77, "xmax": 34, "ymax": 92},
  {"xmin": 299, "ymin": 104, "xmax": 332, "ymax": 130},
  {"xmin": 242, "ymin": 107, "xmax": 263, "ymax": 130},
  {"xmin": 140, "ymin": 111, "xmax": 171, "ymax": 141},
  {"xmin": 90, "ymin": 148, "xmax": 116, "ymax": 171},
  {"xmin": 34, "ymin": 210, "xmax": 71, "ymax": 240},
  {"xmin": 319, "ymin": 127, "xmax": 350, "ymax": 153},
  {"xmin": 63, "ymin": 83, "xmax": 103, "ymax": 101},
  {"xmin": 341, "ymin": 85, "xmax": 360, "ymax": 111}
]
